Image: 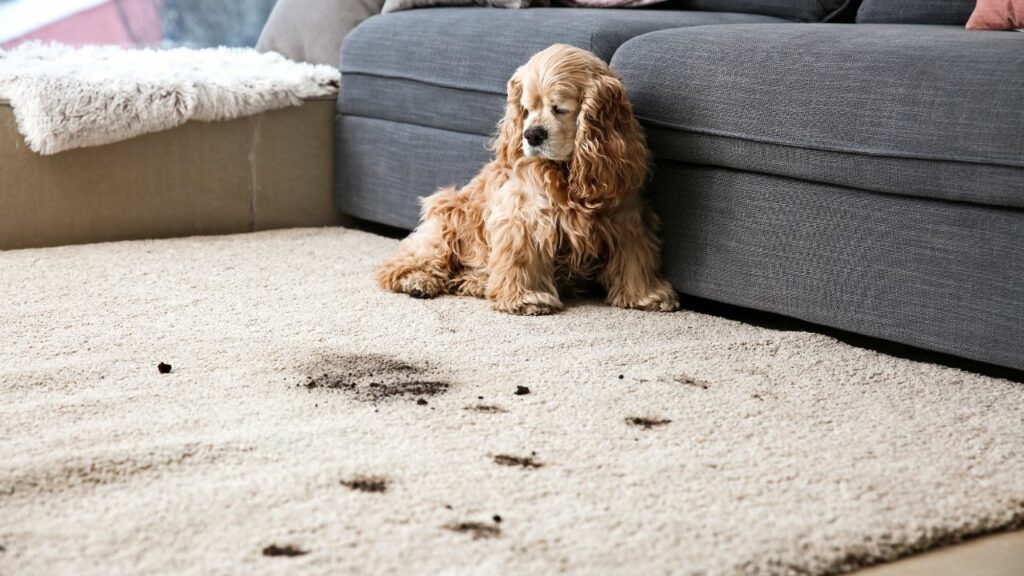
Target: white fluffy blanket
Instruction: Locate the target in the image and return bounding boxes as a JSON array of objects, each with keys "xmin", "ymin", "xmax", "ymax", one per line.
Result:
[{"xmin": 0, "ymin": 43, "xmax": 339, "ymax": 155}]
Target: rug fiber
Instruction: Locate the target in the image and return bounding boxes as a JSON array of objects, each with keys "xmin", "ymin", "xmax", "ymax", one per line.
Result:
[{"xmin": 1, "ymin": 228, "xmax": 1022, "ymax": 575}]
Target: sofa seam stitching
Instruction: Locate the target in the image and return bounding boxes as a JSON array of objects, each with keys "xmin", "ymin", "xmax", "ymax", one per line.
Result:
[
  {"xmin": 340, "ymin": 113, "xmax": 493, "ymax": 139},
  {"xmin": 338, "ymin": 70, "xmax": 504, "ymax": 97},
  {"xmin": 640, "ymin": 120, "xmax": 1024, "ymax": 170}
]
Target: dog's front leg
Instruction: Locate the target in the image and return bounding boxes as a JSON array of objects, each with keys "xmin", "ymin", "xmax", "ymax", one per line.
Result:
[
  {"xmin": 599, "ymin": 201, "xmax": 680, "ymax": 312},
  {"xmin": 376, "ymin": 217, "xmax": 450, "ymax": 299},
  {"xmin": 485, "ymin": 189, "xmax": 562, "ymax": 316}
]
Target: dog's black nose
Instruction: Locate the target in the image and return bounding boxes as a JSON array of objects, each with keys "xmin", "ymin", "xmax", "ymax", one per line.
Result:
[{"xmin": 524, "ymin": 126, "xmax": 548, "ymax": 147}]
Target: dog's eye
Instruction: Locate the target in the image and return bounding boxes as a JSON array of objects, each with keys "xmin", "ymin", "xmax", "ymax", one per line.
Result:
[{"xmin": 551, "ymin": 105, "xmax": 564, "ymax": 116}]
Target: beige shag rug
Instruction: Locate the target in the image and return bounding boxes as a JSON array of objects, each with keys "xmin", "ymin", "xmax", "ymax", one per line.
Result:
[
  {"xmin": 0, "ymin": 43, "xmax": 339, "ymax": 155},
  {"xmin": 1, "ymin": 228, "xmax": 1022, "ymax": 576}
]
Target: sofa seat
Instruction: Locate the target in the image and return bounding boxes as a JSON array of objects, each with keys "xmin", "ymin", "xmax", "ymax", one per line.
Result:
[
  {"xmin": 650, "ymin": 163, "xmax": 1024, "ymax": 371},
  {"xmin": 336, "ymin": 8, "xmax": 785, "ymax": 226},
  {"xmin": 334, "ymin": 10, "xmax": 1024, "ymax": 370},
  {"xmin": 338, "ymin": 8, "xmax": 785, "ymax": 136},
  {"xmin": 613, "ymin": 24, "xmax": 1024, "ymax": 209}
]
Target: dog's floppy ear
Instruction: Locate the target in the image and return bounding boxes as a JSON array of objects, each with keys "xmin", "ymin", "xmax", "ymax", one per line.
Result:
[
  {"xmin": 568, "ymin": 71, "xmax": 650, "ymax": 211},
  {"xmin": 494, "ymin": 69, "xmax": 525, "ymax": 166}
]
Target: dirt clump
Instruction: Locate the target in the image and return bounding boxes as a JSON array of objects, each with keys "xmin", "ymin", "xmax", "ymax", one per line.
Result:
[
  {"xmin": 444, "ymin": 521, "xmax": 501, "ymax": 540},
  {"xmin": 493, "ymin": 454, "xmax": 543, "ymax": 469},
  {"xmin": 626, "ymin": 417, "xmax": 672, "ymax": 429},
  {"xmin": 262, "ymin": 544, "xmax": 308, "ymax": 557},
  {"xmin": 341, "ymin": 475, "xmax": 388, "ymax": 493}
]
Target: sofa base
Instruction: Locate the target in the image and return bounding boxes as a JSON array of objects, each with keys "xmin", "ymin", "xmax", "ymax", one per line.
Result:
[
  {"xmin": 335, "ymin": 114, "xmax": 491, "ymax": 228},
  {"xmin": 334, "ymin": 115, "xmax": 1023, "ymax": 370},
  {"xmin": 650, "ymin": 162, "xmax": 1023, "ymax": 371}
]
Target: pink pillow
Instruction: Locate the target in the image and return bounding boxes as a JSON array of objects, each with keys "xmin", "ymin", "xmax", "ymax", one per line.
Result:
[{"xmin": 966, "ymin": 0, "xmax": 1024, "ymax": 29}]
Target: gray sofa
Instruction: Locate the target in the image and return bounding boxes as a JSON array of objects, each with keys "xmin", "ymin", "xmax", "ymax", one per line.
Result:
[{"xmin": 331, "ymin": 3, "xmax": 1024, "ymax": 371}]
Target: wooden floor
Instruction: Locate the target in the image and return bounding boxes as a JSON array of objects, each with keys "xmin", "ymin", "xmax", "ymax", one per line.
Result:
[{"xmin": 852, "ymin": 530, "xmax": 1024, "ymax": 576}]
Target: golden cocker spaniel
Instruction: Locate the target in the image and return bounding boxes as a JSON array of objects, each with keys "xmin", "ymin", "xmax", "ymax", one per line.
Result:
[{"xmin": 377, "ymin": 44, "xmax": 679, "ymax": 315}]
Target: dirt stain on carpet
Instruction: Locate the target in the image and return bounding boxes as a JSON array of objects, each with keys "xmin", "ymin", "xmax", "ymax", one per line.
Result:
[
  {"xmin": 493, "ymin": 454, "xmax": 543, "ymax": 469},
  {"xmin": 674, "ymin": 374, "xmax": 710, "ymax": 389},
  {"xmin": 0, "ymin": 443, "xmax": 236, "ymax": 500},
  {"xmin": 626, "ymin": 417, "xmax": 672, "ymax": 429},
  {"xmin": 262, "ymin": 544, "xmax": 308, "ymax": 557},
  {"xmin": 465, "ymin": 404, "xmax": 507, "ymax": 414},
  {"xmin": 341, "ymin": 475, "xmax": 388, "ymax": 493},
  {"xmin": 444, "ymin": 521, "xmax": 501, "ymax": 540},
  {"xmin": 299, "ymin": 353, "xmax": 451, "ymax": 402}
]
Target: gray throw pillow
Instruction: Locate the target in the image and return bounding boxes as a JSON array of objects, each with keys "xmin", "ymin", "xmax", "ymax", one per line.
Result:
[
  {"xmin": 674, "ymin": 0, "xmax": 854, "ymax": 22},
  {"xmin": 856, "ymin": 0, "xmax": 977, "ymax": 25},
  {"xmin": 257, "ymin": 0, "xmax": 385, "ymax": 67},
  {"xmin": 383, "ymin": 0, "xmax": 548, "ymax": 12}
]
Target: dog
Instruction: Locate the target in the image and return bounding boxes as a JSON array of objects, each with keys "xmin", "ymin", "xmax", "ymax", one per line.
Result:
[{"xmin": 377, "ymin": 44, "xmax": 679, "ymax": 316}]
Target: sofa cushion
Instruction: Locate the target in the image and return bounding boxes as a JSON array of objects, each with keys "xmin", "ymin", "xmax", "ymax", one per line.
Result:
[
  {"xmin": 256, "ymin": 0, "xmax": 384, "ymax": 66},
  {"xmin": 677, "ymin": 0, "xmax": 853, "ymax": 22},
  {"xmin": 383, "ymin": 0, "xmax": 540, "ymax": 12},
  {"xmin": 339, "ymin": 7, "xmax": 785, "ymax": 135},
  {"xmin": 856, "ymin": 0, "xmax": 976, "ymax": 25},
  {"xmin": 612, "ymin": 24, "xmax": 1024, "ymax": 208}
]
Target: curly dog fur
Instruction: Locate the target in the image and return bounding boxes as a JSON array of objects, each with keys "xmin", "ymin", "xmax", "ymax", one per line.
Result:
[{"xmin": 377, "ymin": 44, "xmax": 679, "ymax": 315}]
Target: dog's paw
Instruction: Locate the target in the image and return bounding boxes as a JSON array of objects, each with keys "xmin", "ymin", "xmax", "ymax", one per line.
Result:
[
  {"xmin": 637, "ymin": 289, "xmax": 680, "ymax": 312},
  {"xmin": 610, "ymin": 282, "xmax": 680, "ymax": 312},
  {"xmin": 399, "ymin": 271, "xmax": 445, "ymax": 299},
  {"xmin": 452, "ymin": 271, "xmax": 488, "ymax": 298},
  {"xmin": 492, "ymin": 291, "xmax": 563, "ymax": 316}
]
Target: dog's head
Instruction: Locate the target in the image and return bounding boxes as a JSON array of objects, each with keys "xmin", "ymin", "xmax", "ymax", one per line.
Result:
[{"xmin": 495, "ymin": 44, "xmax": 649, "ymax": 208}]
